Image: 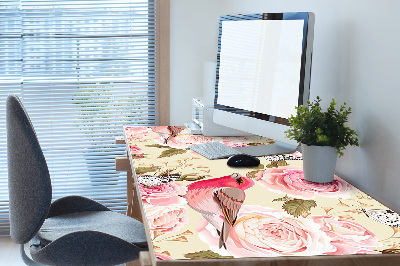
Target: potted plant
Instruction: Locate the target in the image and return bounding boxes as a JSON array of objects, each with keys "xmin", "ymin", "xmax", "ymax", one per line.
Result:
[
  {"xmin": 73, "ymin": 84, "xmax": 133, "ymax": 186},
  {"xmin": 285, "ymin": 96, "xmax": 359, "ymax": 183}
]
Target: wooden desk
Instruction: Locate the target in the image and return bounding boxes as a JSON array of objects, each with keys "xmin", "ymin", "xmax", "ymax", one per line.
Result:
[{"xmin": 119, "ymin": 126, "xmax": 400, "ymax": 266}]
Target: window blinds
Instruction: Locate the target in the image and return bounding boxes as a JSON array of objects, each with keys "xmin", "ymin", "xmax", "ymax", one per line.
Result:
[{"xmin": 0, "ymin": 0, "xmax": 159, "ymax": 236}]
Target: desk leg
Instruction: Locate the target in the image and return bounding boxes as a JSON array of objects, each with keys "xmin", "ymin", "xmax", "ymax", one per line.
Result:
[
  {"xmin": 124, "ymin": 259, "xmax": 140, "ymax": 266},
  {"xmin": 124, "ymin": 252, "xmax": 151, "ymax": 266},
  {"xmin": 127, "ymin": 169, "xmax": 143, "ymax": 223},
  {"xmin": 126, "ymin": 169, "xmax": 133, "ymax": 217},
  {"xmin": 139, "ymin": 252, "xmax": 152, "ymax": 266}
]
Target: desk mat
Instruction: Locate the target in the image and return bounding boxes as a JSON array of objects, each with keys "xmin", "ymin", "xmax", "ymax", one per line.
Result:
[{"xmin": 124, "ymin": 126, "xmax": 400, "ymax": 261}]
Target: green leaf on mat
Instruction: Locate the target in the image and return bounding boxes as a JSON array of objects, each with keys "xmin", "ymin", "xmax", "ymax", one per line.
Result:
[
  {"xmin": 382, "ymin": 249, "xmax": 400, "ymax": 254},
  {"xmin": 146, "ymin": 144, "xmax": 167, "ymax": 148},
  {"xmin": 158, "ymin": 148, "xmax": 187, "ymax": 158},
  {"xmin": 246, "ymin": 170, "xmax": 260, "ymax": 179},
  {"xmin": 135, "ymin": 166, "xmax": 159, "ymax": 175},
  {"xmin": 184, "ymin": 250, "xmax": 234, "ymax": 259},
  {"xmin": 272, "ymin": 195, "xmax": 292, "ymax": 202},
  {"xmin": 283, "ymin": 199, "xmax": 317, "ymax": 217},
  {"xmin": 177, "ymin": 174, "xmax": 206, "ymax": 182},
  {"xmin": 247, "ymin": 163, "xmax": 264, "ymax": 170},
  {"xmin": 266, "ymin": 160, "xmax": 288, "ymax": 168}
]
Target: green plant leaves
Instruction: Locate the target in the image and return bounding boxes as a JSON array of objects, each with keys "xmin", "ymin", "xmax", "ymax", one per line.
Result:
[
  {"xmin": 184, "ymin": 250, "xmax": 233, "ymax": 259},
  {"xmin": 285, "ymin": 96, "xmax": 359, "ymax": 157}
]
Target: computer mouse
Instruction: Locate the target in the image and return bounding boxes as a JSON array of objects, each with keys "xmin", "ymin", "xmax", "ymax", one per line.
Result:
[{"xmin": 227, "ymin": 154, "xmax": 260, "ymax": 167}]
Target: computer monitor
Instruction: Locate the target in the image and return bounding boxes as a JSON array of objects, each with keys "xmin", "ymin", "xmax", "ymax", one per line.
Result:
[{"xmin": 213, "ymin": 12, "xmax": 315, "ymax": 156}]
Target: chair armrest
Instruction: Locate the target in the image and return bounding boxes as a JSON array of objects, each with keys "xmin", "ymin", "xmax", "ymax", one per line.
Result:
[{"xmin": 47, "ymin": 195, "xmax": 110, "ymax": 218}]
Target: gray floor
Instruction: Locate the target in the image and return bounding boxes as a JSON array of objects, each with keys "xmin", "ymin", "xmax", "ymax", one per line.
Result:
[{"xmin": 0, "ymin": 237, "xmax": 26, "ymax": 266}]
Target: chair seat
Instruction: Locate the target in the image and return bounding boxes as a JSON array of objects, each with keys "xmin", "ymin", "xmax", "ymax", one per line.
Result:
[{"xmin": 37, "ymin": 211, "xmax": 147, "ymax": 248}]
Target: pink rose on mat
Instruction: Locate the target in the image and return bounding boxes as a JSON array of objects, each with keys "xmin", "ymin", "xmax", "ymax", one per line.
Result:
[
  {"xmin": 291, "ymin": 151, "xmax": 303, "ymax": 158},
  {"xmin": 153, "ymin": 129, "xmax": 215, "ymax": 149},
  {"xmin": 155, "ymin": 252, "xmax": 173, "ymax": 260},
  {"xmin": 221, "ymin": 137, "xmax": 250, "ymax": 148},
  {"xmin": 139, "ymin": 182, "xmax": 187, "ymax": 206},
  {"xmin": 125, "ymin": 127, "xmax": 151, "ymax": 140},
  {"xmin": 311, "ymin": 215, "xmax": 382, "ymax": 255},
  {"xmin": 129, "ymin": 145, "xmax": 144, "ymax": 158},
  {"xmin": 197, "ymin": 205, "xmax": 335, "ymax": 257},
  {"xmin": 221, "ymin": 136, "xmax": 273, "ymax": 148},
  {"xmin": 255, "ymin": 166, "xmax": 354, "ymax": 199},
  {"xmin": 145, "ymin": 204, "xmax": 188, "ymax": 237}
]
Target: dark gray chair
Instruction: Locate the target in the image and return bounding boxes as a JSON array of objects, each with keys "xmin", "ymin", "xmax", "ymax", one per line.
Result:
[{"xmin": 6, "ymin": 94, "xmax": 148, "ymax": 265}]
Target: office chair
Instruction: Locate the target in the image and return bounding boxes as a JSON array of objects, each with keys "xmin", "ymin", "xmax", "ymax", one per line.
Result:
[{"xmin": 6, "ymin": 94, "xmax": 148, "ymax": 265}]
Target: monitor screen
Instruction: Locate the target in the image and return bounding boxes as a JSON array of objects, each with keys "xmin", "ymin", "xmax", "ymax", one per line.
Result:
[
  {"xmin": 217, "ymin": 19, "xmax": 304, "ymax": 119},
  {"xmin": 213, "ymin": 13, "xmax": 314, "ymax": 156}
]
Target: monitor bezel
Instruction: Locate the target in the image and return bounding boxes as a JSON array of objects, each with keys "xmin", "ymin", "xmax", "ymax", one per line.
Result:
[{"xmin": 213, "ymin": 12, "xmax": 314, "ymax": 126}]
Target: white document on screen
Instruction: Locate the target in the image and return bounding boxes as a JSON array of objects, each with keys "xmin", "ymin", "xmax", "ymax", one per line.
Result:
[{"xmin": 217, "ymin": 19, "xmax": 304, "ymax": 119}]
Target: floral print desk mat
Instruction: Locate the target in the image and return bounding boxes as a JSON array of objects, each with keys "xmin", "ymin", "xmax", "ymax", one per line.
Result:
[{"xmin": 124, "ymin": 126, "xmax": 400, "ymax": 261}]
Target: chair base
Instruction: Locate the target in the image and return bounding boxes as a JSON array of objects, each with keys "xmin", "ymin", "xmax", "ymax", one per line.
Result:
[{"xmin": 20, "ymin": 244, "xmax": 45, "ymax": 266}]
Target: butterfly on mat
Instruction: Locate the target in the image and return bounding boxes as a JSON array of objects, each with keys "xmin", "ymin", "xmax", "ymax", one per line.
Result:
[
  {"xmin": 361, "ymin": 208, "xmax": 400, "ymax": 227},
  {"xmin": 153, "ymin": 126, "xmax": 184, "ymax": 144},
  {"xmin": 264, "ymin": 154, "xmax": 303, "ymax": 161},
  {"xmin": 138, "ymin": 174, "xmax": 181, "ymax": 187}
]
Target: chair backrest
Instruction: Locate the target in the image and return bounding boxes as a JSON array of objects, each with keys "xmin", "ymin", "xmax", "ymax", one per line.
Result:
[{"xmin": 6, "ymin": 94, "xmax": 52, "ymax": 244}]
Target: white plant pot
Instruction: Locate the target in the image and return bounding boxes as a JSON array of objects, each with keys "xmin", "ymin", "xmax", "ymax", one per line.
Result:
[{"xmin": 301, "ymin": 144, "xmax": 338, "ymax": 183}]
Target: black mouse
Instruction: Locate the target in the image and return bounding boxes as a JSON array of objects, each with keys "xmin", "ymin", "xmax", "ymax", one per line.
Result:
[{"xmin": 227, "ymin": 154, "xmax": 260, "ymax": 167}]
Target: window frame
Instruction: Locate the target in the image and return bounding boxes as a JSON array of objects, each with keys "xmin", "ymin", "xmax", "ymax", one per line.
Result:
[{"xmin": 156, "ymin": 0, "xmax": 170, "ymax": 126}]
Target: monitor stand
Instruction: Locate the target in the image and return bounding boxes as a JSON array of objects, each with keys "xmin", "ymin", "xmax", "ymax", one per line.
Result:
[{"xmin": 232, "ymin": 141, "xmax": 299, "ymax": 157}]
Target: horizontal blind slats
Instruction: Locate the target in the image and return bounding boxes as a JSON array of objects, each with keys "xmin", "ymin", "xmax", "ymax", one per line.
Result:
[{"xmin": 0, "ymin": 0, "xmax": 159, "ymax": 236}]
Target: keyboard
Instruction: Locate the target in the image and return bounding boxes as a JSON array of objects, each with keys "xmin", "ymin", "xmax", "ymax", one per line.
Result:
[{"xmin": 189, "ymin": 142, "xmax": 242, "ymax": 160}]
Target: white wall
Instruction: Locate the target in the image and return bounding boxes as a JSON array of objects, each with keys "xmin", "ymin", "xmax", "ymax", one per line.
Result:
[
  {"xmin": 170, "ymin": 0, "xmax": 400, "ymax": 212},
  {"xmin": 170, "ymin": 0, "xmax": 227, "ymax": 125}
]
